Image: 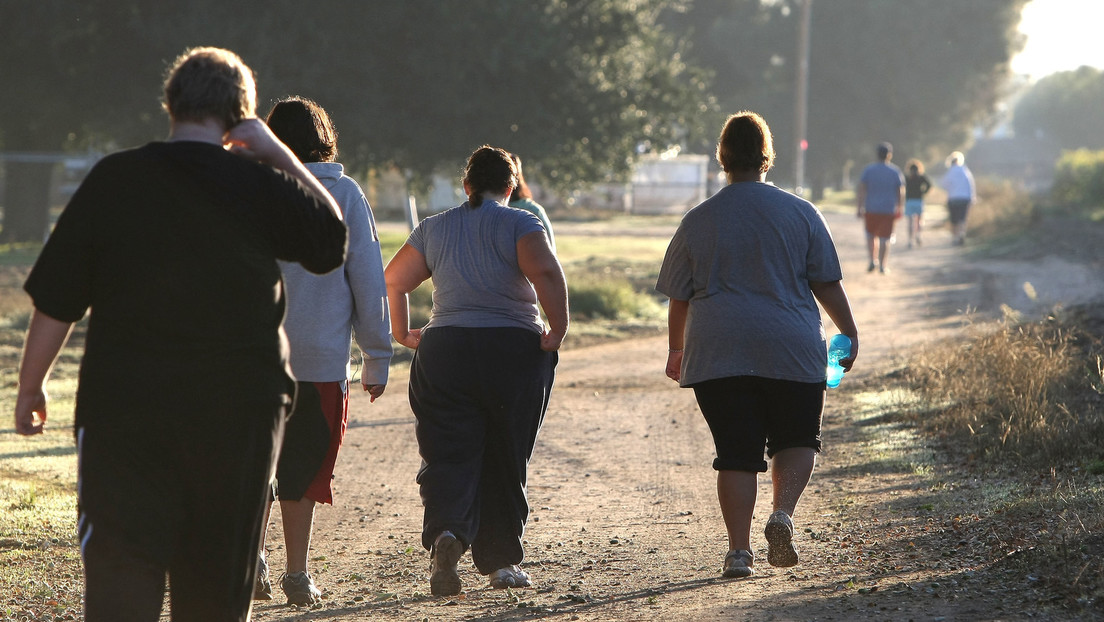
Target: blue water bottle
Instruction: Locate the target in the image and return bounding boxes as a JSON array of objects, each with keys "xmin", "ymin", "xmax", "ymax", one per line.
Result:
[{"xmin": 826, "ymin": 334, "xmax": 851, "ymax": 389}]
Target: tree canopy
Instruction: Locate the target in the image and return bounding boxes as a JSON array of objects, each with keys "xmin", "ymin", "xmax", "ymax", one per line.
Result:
[
  {"xmin": 1, "ymin": 0, "xmax": 1032, "ymax": 239},
  {"xmin": 0, "ymin": 1, "xmax": 709, "ymax": 183},
  {"xmin": 671, "ymin": 0, "xmax": 1028, "ymax": 193},
  {"xmin": 1012, "ymin": 66, "xmax": 1104, "ymax": 151}
]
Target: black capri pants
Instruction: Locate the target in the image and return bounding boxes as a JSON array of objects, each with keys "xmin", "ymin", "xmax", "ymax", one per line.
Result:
[{"xmin": 692, "ymin": 376, "xmax": 824, "ymax": 473}]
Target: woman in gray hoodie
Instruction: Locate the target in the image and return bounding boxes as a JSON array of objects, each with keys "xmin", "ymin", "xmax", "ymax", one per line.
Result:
[{"xmin": 257, "ymin": 96, "xmax": 392, "ymax": 606}]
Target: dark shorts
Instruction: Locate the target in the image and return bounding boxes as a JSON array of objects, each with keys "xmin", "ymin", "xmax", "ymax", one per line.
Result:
[
  {"xmin": 864, "ymin": 212, "xmax": 896, "ymax": 239},
  {"xmin": 692, "ymin": 376, "xmax": 824, "ymax": 473},
  {"xmin": 947, "ymin": 198, "xmax": 971, "ymax": 225},
  {"xmin": 276, "ymin": 380, "xmax": 349, "ymax": 504}
]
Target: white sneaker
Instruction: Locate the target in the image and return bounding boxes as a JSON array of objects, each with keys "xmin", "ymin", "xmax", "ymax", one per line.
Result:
[{"xmin": 488, "ymin": 564, "xmax": 531, "ymax": 589}]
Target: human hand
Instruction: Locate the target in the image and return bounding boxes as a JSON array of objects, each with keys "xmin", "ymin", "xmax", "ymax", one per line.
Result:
[
  {"xmin": 665, "ymin": 351, "xmax": 683, "ymax": 382},
  {"xmin": 540, "ymin": 329, "xmax": 566, "ymax": 352},
  {"xmin": 14, "ymin": 387, "xmax": 47, "ymax": 435},
  {"xmin": 395, "ymin": 328, "xmax": 422, "ymax": 350},
  {"xmin": 839, "ymin": 336, "xmax": 858, "ymax": 372},
  {"xmin": 363, "ymin": 383, "xmax": 386, "ymax": 402},
  {"xmin": 224, "ymin": 119, "xmax": 296, "ymax": 167}
]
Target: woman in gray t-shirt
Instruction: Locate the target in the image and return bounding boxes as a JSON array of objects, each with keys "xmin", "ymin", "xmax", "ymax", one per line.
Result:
[
  {"xmin": 385, "ymin": 146, "xmax": 568, "ymax": 597},
  {"xmin": 656, "ymin": 111, "xmax": 858, "ymax": 580}
]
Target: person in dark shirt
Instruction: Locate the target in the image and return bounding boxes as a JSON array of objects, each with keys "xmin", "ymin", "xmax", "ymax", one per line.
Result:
[
  {"xmin": 903, "ymin": 159, "xmax": 932, "ymax": 249},
  {"xmin": 13, "ymin": 47, "xmax": 346, "ymax": 621}
]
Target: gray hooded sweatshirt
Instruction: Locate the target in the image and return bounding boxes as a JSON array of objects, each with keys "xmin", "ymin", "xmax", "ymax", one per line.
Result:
[{"xmin": 279, "ymin": 162, "xmax": 392, "ymax": 385}]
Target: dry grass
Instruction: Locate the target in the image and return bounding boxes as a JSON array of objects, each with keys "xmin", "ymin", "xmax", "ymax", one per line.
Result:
[
  {"xmin": 901, "ymin": 307, "xmax": 1104, "ymax": 468},
  {"xmin": 881, "ymin": 305, "xmax": 1104, "ymax": 611}
]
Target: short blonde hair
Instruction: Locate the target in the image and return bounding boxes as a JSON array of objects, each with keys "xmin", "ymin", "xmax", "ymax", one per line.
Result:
[{"xmin": 162, "ymin": 47, "xmax": 257, "ymax": 130}]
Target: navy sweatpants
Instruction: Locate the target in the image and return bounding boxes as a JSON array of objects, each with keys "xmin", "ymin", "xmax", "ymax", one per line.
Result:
[{"xmin": 409, "ymin": 326, "xmax": 557, "ymax": 574}]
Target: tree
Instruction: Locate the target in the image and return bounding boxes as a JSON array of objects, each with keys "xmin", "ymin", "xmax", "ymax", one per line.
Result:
[
  {"xmin": 671, "ymin": 0, "xmax": 1028, "ymax": 195},
  {"xmin": 1012, "ymin": 66, "xmax": 1104, "ymax": 151},
  {"xmin": 0, "ymin": 1, "xmax": 711, "ymax": 240}
]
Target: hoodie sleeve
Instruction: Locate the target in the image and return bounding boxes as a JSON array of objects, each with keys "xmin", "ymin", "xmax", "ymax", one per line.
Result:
[{"xmin": 343, "ymin": 180, "xmax": 393, "ymax": 385}]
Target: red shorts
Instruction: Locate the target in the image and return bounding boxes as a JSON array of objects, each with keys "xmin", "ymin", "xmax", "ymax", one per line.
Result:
[
  {"xmin": 864, "ymin": 212, "xmax": 896, "ymax": 239},
  {"xmin": 276, "ymin": 381, "xmax": 349, "ymax": 504}
]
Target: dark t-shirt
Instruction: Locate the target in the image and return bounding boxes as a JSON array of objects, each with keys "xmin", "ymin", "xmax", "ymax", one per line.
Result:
[
  {"xmin": 24, "ymin": 141, "xmax": 347, "ymax": 430},
  {"xmin": 905, "ymin": 174, "xmax": 932, "ymax": 200}
]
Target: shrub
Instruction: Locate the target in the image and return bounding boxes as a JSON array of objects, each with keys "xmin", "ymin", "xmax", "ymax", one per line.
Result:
[
  {"xmin": 967, "ymin": 177, "xmax": 1036, "ymax": 238},
  {"xmin": 569, "ymin": 280, "xmax": 657, "ymax": 320},
  {"xmin": 1050, "ymin": 149, "xmax": 1104, "ymax": 210},
  {"xmin": 902, "ymin": 305, "xmax": 1104, "ymax": 468}
]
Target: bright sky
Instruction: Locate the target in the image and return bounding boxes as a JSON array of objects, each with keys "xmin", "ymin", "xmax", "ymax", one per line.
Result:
[{"xmin": 1012, "ymin": 0, "xmax": 1104, "ymax": 78}]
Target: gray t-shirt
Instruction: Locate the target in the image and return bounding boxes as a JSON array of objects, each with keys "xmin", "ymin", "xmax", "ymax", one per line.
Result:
[
  {"xmin": 408, "ymin": 200, "xmax": 545, "ymax": 332},
  {"xmin": 655, "ymin": 181, "xmax": 843, "ymax": 385}
]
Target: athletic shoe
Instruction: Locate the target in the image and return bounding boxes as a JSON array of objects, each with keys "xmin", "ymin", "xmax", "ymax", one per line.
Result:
[
  {"xmin": 253, "ymin": 554, "xmax": 273, "ymax": 600},
  {"xmin": 488, "ymin": 565, "xmax": 531, "ymax": 589},
  {"xmin": 765, "ymin": 510, "xmax": 799, "ymax": 567},
  {"xmin": 280, "ymin": 571, "xmax": 321, "ymax": 606},
  {"xmin": 429, "ymin": 531, "xmax": 463, "ymax": 596},
  {"xmin": 722, "ymin": 549, "xmax": 754, "ymax": 578}
]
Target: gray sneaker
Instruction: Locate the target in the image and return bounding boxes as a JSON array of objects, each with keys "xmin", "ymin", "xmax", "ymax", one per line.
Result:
[
  {"xmin": 722, "ymin": 549, "xmax": 754, "ymax": 578},
  {"xmin": 765, "ymin": 510, "xmax": 799, "ymax": 567},
  {"xmin": 488, "ymin": 565, "xmax": 531, "ymax": 589},
  {"xmin": 280, "ymin": 571, "xmax": 321, "ymax": 606},
  {"xmin": 429, "ymin": 531, "xmax": 464, "ymax": 596},
  {"xmin": 253, "ymin": 554, "xmax": 273, "ymax": 600}
]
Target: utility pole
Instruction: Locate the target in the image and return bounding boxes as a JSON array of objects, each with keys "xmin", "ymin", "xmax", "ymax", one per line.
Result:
[{"xmin": 794, "ymin": 0, "xmax": 812, "ymax": 196}]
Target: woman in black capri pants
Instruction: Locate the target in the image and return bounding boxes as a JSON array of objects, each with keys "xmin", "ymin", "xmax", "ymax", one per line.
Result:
[{"xmin": 657, "ymin": 111, "xmax": 858, "ymax": 580}]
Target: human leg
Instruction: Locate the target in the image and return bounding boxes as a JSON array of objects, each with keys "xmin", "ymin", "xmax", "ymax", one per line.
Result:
[
  {"xmin": 254, "ymin": 500, "xmax": 273, "ymax": 600},
  {"xmin": 770, "ymin": 447, "xmax": 816, "ymax": 517},
  {"xmin": 409, "ymin": 328, "xmax": 487, "ymax": 553},
  {"xmin": 717, "ymin": 470, "xmax": 757, "ymax": 553},
  {"xmin": 278, "ymin": 492, "xmax": 322, "ymax": 606},
  {"xmin": 469, "ymin": 329, "xmax": 556, "ymax": 578},
  {"xmin": 865, "ymin": 232, "xmax": 877, "ymax": 271},
  {"xmin": 877, "ymin": 236, "xmax": 890, "ymax": 272},
  {"xmin": 948, "ymin": 199, "xmax": 970, "ymax": 245},
  {"xmin": 274, "ymin": 381, "xmax": 346, "ymax": 604},
  {"xmin": 168, "ymin": 398, "xmax": 286, "ymax": 621},
  {"xmin": 77, "ymin": 427, "xmax": 173, "ymax": 621},
  {"xmin": 693, "ymin": 377, "xmax": 771, "ymax": 578},
  {"xmin": 763, "ymin": 380, "xmax": 824, "ymax": 568},
  {"xmin": 280, "ymin": 498, "xmax": 316, "ymax": 574}
]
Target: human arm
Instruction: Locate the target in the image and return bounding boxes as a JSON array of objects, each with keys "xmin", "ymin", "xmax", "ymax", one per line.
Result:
[
  {"xmin": 517, "ymin": 231, "xmax": 569, "ymax": 351},
  {"xmin": 225, "ymin": 119, "xmax": 343, "ymax": 224},
  {"xmin": 384, "ymin": 243, "xmax": 432, "ymax": 350},
  {"xmin": 856, "ymin": 182, "xmax": 867, "ymax": 218},
  {"xmin": 895, "ymin": 184, "xmax": 905, "ymax": 219},
  {"xmin": 14, "ymin": 310, "xmax": 75, "ymax": 435},
  {"xmin": 665, "ymin": 298, "xmax": 689, "ymax": 382},
  {"xmin": 345, "ymin": 192, "xmax": 392, "ymax": 399},
  {"xmin": 809, "ymin": 280, "xmax": 859, "ymax": 371}
]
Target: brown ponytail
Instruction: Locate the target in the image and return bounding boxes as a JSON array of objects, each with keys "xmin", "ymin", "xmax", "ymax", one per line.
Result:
[{"xmin": 463, "ymin": 145, "xmax": 518, "ymax": 208}]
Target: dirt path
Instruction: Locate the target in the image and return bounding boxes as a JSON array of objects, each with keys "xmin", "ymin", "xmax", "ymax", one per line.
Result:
[{"xmin": 249, "ymin": 206, "xmax": 1104, "ymax": 621}]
